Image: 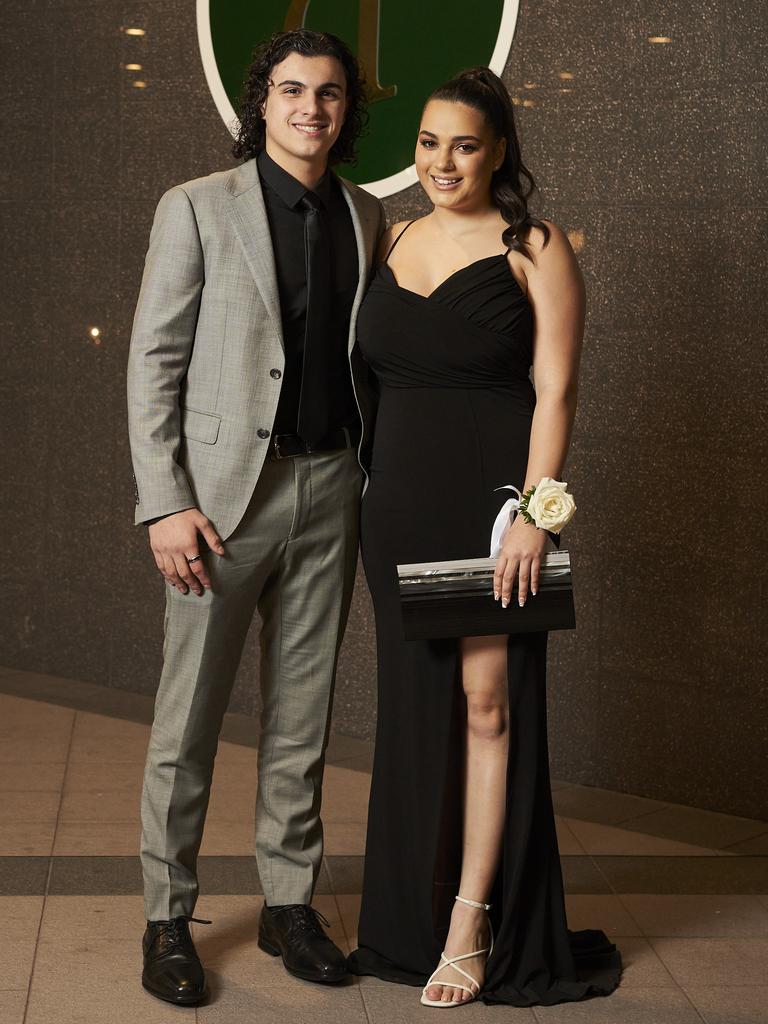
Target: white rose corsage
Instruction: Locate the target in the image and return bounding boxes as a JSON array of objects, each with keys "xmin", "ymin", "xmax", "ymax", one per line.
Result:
[{"xmin": 489, "ymin": 477, "xmax": 577, "ymax": 558}]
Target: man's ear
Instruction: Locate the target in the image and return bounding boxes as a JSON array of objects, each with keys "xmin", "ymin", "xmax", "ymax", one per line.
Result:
[{"xmin": 260, "ymin": 79, "xmax": 272, "ymax": 119}]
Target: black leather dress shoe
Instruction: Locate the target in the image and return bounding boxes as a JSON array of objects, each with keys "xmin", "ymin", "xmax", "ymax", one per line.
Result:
[
  {"xmin": 142, "ymin": 916, "xmax": 209, "ymax": 1005},
  {"xmin": 258, "ymin": 903, "xmax": 347, "ymax": 983}
]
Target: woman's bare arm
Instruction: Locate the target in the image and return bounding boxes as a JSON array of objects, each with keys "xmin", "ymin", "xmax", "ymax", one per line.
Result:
[
  {"xmin": 523, "ymin": 220, "xmax": 585, "ymax": 492},
  {"xmin": 494, "ymin": 221, "xmax": 585, "ymax": 607}
]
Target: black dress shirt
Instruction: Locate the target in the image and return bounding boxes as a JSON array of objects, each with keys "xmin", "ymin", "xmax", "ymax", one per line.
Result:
[{"xmin": 257, "ymin": 148, "xmax": 360, "ymax": 438}]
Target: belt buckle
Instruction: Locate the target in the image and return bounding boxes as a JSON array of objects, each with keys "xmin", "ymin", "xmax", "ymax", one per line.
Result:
[
  {"xmin": 272, "ymin": 435, "xmax": 307, "ymax": 459},
  {"xmin": 272, "ymin": 436, "xmax": 288, "ymax": 460}
]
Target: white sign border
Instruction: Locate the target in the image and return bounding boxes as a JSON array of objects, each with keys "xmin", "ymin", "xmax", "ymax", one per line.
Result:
[{"xmin": 196, "ymin": 0, "xmax": 520, "ymax": 198}]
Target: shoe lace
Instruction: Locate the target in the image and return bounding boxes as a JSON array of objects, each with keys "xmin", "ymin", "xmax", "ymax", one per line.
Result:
[
  {"xmin": 155, "ymin": 915, "xmax": 212, "ymax": 952},
  {"xmin": 284, "ymin": 905, "xmax": 331, "ymax": 937}
]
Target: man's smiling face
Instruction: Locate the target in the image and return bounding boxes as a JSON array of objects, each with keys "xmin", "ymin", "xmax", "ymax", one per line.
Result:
[{"xmin": 262, "ymin": 52, "xmax": 348, "ymax": 172}]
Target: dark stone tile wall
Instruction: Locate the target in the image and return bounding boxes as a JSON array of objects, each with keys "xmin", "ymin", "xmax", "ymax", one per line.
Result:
[{"xmin": 1, "ymin": 2, "xmax": 765, "ymax": 818}]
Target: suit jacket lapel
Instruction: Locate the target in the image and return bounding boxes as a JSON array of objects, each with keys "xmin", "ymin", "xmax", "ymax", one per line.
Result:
[
  {"xmin": 225, "ymin": 160, "xmax": 285, "ymax": 351},
  {"xmin": 225, "ymin": 160, "xmax": 375, "ymax": 357},
  {"xmin": 338, "ymin": 177, "xmax": 375, "ymax": 354}
]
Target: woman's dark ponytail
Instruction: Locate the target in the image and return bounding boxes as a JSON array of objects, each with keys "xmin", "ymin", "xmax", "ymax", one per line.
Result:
[{"xmin": 428, "ymin": 67, "xmax": 549, "ymax": 261}]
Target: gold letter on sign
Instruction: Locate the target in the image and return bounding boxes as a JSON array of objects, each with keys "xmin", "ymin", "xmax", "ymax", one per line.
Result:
[
  {"xmin": 358, "ymin": 0, "xmax": 397, "ymax": 103},
  {"xmin": 283, "ymin": 0, "xmax": 396, "ymax": 104},
  {"xmin": 283, "ymin": 0, "xmax": 310, "ymax": 29}
]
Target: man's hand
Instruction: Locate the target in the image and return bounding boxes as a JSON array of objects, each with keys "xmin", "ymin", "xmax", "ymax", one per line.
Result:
[{"xmin": 148, "ymin": 509, "xmax": 225, "ymax": 595}]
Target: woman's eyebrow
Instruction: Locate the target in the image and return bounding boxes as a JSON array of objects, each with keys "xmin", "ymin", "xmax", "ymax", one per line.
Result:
[{"xmin": 419, "ymin": 129, "xmax": 482, "ymax": 143}]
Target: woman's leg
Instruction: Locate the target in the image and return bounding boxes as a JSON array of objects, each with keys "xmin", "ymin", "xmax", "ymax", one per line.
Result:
[{"xmin": 425, "ymin": 634, "xmax": 509, "ymax": 1004}]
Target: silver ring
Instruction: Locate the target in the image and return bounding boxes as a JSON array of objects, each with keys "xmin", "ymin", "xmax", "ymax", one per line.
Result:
[{"xmin": 187, "ymin": 554, "xmax": 202, "ymax": 564}]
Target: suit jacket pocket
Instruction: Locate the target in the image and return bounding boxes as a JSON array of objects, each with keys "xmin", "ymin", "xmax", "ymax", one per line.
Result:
[{"xmin": 180, "ymin": 407, "xmax": 221, "ymax": 445}]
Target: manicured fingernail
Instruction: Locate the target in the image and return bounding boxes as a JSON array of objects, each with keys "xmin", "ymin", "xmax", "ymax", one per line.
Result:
[
  {"xmin": 501, "ymin": 599, "xmax": 508, "ymax": 608},
  {"xmin": 494, "ymin": 592, "xmax": 499, "ymax": 601},
  {"xmin": 532, "ymin": 588, "xmax": 537, "ymax": 596},
  {"xmin": 519, "ymin": 599, "xmax": 525, "ymax": 607}
]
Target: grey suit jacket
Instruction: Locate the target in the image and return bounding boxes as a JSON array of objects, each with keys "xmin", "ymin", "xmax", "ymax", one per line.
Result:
[{"xmin": 127, "ymin": 157, "xmax": 386, "ymax": 540}]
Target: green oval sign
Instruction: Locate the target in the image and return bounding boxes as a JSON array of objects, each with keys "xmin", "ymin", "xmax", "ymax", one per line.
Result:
[{"xmin": 197, "ymin": 0, "xmax": 520, "ymax": 196}]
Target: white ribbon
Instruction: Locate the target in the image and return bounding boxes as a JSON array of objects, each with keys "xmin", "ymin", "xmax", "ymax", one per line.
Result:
[{"xmin": 489, "ymin": 485, "xmax": 523, "ymax": 558}]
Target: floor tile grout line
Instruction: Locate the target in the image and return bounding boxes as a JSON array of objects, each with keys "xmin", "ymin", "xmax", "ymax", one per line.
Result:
[
  {"xmin": 556, "ymin": 817, "xmax": 587, "ymax": 856},
  {"xmin": 326, "ymin": 891, "xmax": 369, "ymax": 1024},
  {"xmin": 680, "ymin": 982, "xmax": 768, "ymax": 993},
  {"xmin": 610, "ymin": 922, "xmax": 708, "ymax": 1019},
  {"xmin": 587, "ymin": 852, "xmax": 619, "ymax": 896},
  {"xmin": 331, "ymin": 891, "xmax": 352, "ymax": 955},
  {"xmin": 645, "ymin": 952, "xmax": 709, "ymax": 1024},
  {"xmin": 611, "ymin": 804, "xmax": 673, "ymax": 828},
  {"xmin": 614, "ymin": 891, "xmax": 647, "ymax": 936},
  {"xmin": 356, "ymin": 973, "xmax": 376, "ymax": 1024},
  {"xmin": 612, "ymin": 805, "xmax": 768, "ymax": 847},
  {"xmin": 359, "ymin": 990, "xmax": 373, "ymax": 1024},
  {"xmin": 22, "ymin": 706, "xmax": 77, "ymax": 1024},
  {"xmin": 673, "ymin": 979, "xmax": 709, "ymax": 1023},
  {"xmin": 721, "ymin": 829, "xmax": 768, "ymax": 850}
]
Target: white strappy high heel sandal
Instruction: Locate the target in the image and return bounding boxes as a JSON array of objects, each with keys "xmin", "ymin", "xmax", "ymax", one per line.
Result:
[{"xmin": 420, "ymin": 895, "xmax": 494, "ymax": 1008}]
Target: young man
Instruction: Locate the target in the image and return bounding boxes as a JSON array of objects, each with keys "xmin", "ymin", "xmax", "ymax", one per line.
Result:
[{"xmin": 127, "ymin": 29, "xmax": 385, "ymax": 1005}]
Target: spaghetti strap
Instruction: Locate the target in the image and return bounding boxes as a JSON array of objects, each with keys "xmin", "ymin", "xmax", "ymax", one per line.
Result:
[{"xmin": 384, "ymin": 220, "xmax": 415, "ymax": 263}]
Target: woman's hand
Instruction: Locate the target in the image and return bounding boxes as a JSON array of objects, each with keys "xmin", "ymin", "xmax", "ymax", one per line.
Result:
[{"xmin": 493, "ymin": 514, "xmax": 550, "ymax": 608}]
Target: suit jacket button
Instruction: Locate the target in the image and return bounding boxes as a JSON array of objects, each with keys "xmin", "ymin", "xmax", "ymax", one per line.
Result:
[
  {"xmin": 270, "ymin": 368, "xmax": 282, "ymax": 379},
  {"xmin": 257, "ymin": 428, "xmax": 270, "ymax": 439}
]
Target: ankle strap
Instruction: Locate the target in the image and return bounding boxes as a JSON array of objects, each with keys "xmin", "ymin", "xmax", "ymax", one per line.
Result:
[{"xmin": 455, "ymin": 895, "xmax": 492, "ymax": 911}]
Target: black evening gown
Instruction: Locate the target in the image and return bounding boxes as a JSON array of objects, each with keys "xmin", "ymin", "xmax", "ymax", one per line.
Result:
[{"xmin": 346, "ymin": 231, "xmax": 622, "ymax": 1006}]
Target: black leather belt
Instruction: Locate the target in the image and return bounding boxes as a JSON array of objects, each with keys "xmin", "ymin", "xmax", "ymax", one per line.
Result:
[{"xmin": 269, "ymin": 425, "xmax": 361, "ymax": 460}]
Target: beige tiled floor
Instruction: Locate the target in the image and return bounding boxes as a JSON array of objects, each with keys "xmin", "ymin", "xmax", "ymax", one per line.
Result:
[
  {"xmin": 2, "ymin": 683, "xmax": 768, "ymax": 1022},
  {"xmin": 562, "ymin": 818, "xmax": 726, "ymax": 857},
  {"xmin": 10, "ymin": 892, "xmax": 768, "ymax": 1023}
]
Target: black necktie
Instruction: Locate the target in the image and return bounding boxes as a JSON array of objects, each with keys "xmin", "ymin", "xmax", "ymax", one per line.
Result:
[{"xmin": 297, "ymin": 191, "xmax": 331, "ymax": 446}]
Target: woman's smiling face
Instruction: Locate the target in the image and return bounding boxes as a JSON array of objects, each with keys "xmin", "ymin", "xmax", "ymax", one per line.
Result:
[{"xmin": 415, "ymin": 99, "xmax": 505, "ymax": 211}]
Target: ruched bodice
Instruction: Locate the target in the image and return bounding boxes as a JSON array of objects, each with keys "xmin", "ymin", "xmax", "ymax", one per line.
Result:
[{"xmin": 356, "ymin": 254, "xmax": 534, "ymax": 389}]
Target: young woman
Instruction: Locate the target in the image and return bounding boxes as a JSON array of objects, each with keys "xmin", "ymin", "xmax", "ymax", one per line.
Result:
[{"xmin": 346, "ymin": 68, "xmax": 622, "ymax": 1007}]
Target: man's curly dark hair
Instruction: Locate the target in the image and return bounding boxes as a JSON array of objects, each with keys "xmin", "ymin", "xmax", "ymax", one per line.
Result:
[{"xmin": 231, "ymin": 29, "xmax": 368, "ymax": 166}]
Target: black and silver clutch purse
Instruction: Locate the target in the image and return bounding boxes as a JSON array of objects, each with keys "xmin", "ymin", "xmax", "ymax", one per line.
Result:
[{"xmin": 397, "ymin": 550, "xmax": 575, "ymax": 640}]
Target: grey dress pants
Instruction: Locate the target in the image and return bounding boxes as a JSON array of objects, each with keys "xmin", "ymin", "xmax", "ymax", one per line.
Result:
[{"xmin": 140, "ymin": 447, "xmax": 362, "ymax": 920}]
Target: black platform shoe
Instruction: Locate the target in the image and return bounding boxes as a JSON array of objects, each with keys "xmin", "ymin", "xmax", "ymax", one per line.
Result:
[
  {"xmin": 142, "ymin": 916, "xmax": 210, "ymax": 1005},
  {"xmin": 258, "ymin": 903, "xmax": 347, "ymax": 983}
]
